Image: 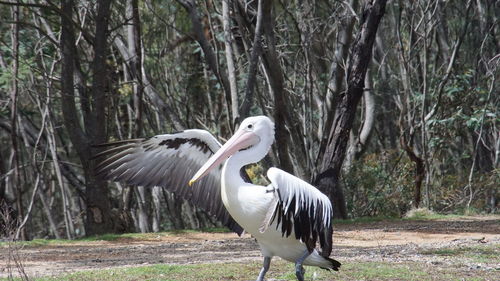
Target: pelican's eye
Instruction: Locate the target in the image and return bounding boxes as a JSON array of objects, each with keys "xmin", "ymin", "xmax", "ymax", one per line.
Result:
[{"xmin": 247, "ymin": 124, "xmax": 253, "ymax": 129}]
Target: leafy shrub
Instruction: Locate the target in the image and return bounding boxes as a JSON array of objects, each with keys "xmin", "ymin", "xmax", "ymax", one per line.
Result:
[
  {"xmin": 343, "ymin": 150, "xmax": 415, "ymax": 217},
  {"xmin": 343, "ymin": 150, "xmax": 499, "ymax": 218}
]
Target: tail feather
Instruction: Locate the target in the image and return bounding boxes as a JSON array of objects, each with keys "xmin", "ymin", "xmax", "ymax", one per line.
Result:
[{"xmin": 320, "ymin": 257, "xmax": 341, "ymax": 271}]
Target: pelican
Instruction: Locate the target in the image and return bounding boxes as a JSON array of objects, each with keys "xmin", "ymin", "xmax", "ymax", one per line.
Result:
[{"xmin": 95, "ymin": 116, "xmax": 340, "ymax": 281}]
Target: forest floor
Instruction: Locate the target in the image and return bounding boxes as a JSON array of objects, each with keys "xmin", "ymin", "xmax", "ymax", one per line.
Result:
[{"xmin": 0, "ymin": 215, "xmax": 499, "ymax": 280}]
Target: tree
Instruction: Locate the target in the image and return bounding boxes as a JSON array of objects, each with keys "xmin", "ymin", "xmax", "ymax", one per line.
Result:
[
  {"xmin": 0, "ymin": 0, "xmax": 497, "ymax": 240},
  {"xmin": 60, "ymin": 0, "xmax": 115, "ymax": 235},
  {"xmin": 315, "ymin": 0, "xmax": 388, "ymax": 218}
]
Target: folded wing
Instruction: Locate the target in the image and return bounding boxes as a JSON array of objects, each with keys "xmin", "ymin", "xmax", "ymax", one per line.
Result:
[
  {"xmin": 264, "ymin": 167, "xmax": 333, "ymax": 256},
  {"xmin": 94, "ymin": 129, "xmax": 243, "ymax": 235}
]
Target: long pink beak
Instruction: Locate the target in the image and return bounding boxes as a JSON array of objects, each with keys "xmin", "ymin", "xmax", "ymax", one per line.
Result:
[{"xmin": 189, "ymin": 129, "xmax": 260, "ymax": 186}]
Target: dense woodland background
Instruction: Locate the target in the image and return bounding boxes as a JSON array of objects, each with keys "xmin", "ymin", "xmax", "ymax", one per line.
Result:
[{"xmin": 0, "ymin": 0, "xmax": 498, "ymax": 240}]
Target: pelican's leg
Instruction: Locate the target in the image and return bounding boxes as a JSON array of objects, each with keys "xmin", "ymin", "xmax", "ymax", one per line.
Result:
[
  {"xmin": 256, "ymin": 256, "xmax": 272, "ymax": 281},
  {"xmin": 295, "ymin": 250, "xmax": 311, "ymax": 281}
]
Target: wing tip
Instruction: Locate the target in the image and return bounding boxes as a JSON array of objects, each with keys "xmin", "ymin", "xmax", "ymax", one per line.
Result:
[
  {"xmin": 321, "ymin": 257, "xmax": 341, "ymax": 271},
  {"xmin": 228, "ymin": 222, "xmax": 245, "ymax": 236},
  {"xmin": 92, "ymin": 139, "xmax": 142, "ymax": 148}
]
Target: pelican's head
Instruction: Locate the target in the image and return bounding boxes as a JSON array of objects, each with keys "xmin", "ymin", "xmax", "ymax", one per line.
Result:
[
  {"xmin": 239, "ymin": 115, "xmax": 275, "ymax": 151},
  {"xmin": 189, "ymin": 116, "xmax": 274, "ymax": 185}
]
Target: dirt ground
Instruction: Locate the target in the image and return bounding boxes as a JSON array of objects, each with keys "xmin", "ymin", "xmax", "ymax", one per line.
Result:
[{"xmin": 1, "ymin": 215, "xmax": 499, "ymax": 279}]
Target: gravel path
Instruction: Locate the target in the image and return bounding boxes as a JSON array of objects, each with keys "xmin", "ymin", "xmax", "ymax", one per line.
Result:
[{"xmin": 1, "ymin": 215, "xmax": 498, "ymax": 278}]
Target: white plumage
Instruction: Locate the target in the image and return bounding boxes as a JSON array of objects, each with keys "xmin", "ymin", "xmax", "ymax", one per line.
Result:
[{"xmin": 96, "ymin": 116, "xmax": 340, "ymax": 281}]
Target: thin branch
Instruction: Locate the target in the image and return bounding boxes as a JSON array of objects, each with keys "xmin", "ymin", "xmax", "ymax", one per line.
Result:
[
  {"xmin": 424, "ymin": 0, "xmax": 473, "ymax": 122},
  {"xmin": 222, "ymin": 0, "xmax": 240, "ymax": 127},
  {"xmin": 176, "ymin": 0, "xmax": 232, "ymax": 112},
  {"xmin": 240, "ymin": 0, "xmax": 264, "ymax": 119}
]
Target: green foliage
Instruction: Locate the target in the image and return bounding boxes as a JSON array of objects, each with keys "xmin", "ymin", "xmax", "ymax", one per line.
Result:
[
  {"xmin": 245, "ymin": 164, "xmax": 270, "ymax": 186},
  {"xmin": 345, "ymin": 146, "xmax": 499, "ymax": 217},
  {"xmin": 428, "ymin": 69, "xmax": 497, "ymax": 132},
  {"xmin": 0, "ymin": 48, "xmax": 34, "ymax": 90},
  {"xmin": 344, "ymin": 150, "xmax": 415, "ymax": 217},
  {"xmin": 0, "ymin": 0, "xmax": 497, "ymax": 240},
  {"xmin": 433, "ymin": 169, "xmax": 499, "ymax": 213}
]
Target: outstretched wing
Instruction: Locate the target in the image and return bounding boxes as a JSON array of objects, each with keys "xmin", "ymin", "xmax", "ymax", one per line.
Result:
[
  {"xmin": 93, "ymin": 129, "xmax": 243, "ymax": 235},
  {"xmin": 264, "ymin": 167, "xmax": 333, "ymax": 256}
]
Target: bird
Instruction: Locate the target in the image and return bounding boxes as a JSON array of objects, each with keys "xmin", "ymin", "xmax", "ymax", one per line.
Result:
[{"xmin": 94, "ymin": 115, "xmax": 340, "ymax": 281}]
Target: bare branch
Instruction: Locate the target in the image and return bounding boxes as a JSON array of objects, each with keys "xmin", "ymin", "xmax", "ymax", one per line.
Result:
[{"xmin": 222, "ymin": 0, "xmax": 240, "ymax": 126}]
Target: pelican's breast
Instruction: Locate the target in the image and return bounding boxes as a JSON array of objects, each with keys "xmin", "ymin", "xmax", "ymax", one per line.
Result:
[{"xmin": 222, "ymin": 182, "xmax": 273, "ymax": 231}]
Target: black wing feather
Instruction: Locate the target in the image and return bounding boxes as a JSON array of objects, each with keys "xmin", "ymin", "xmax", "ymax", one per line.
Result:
[
  {"xmin": 94, "ymin": 130, "xmax": 244, "ymax": 235},
  {"xmin": 267, "ymin": 167, "xmax": 333, "ymax": 255}
]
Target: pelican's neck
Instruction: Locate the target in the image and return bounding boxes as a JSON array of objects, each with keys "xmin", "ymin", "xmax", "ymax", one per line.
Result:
[
  {"xmin": 221, "ymin": 142, "xmax": 269, "ymax": 190},
  {"xmin": 220, "ymin": 136, "xmax": 274, "ymax": 228},
  {"xmin": 222, "ymin": 157, "xmax": 246, "ymax": 190}
]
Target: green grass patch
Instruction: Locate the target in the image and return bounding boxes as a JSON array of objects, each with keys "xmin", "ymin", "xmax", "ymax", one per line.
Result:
[
  {"xmin": 337, "ymin": 262, "xmax": 429, "ymax": 281},
  {"xmin": 5, "ymin": 259, "xmax": 495, "ymax": 281},
  {"xmin": 333, "ymin": 215, "xmax": 400, "ymax": 224},
  {"xmin": 8, "ymin": 262, "xmax": 261, "ymax": 281},
  {"xmin": 334, "ymin": 212, "xmax": 470, "ymax": 225},
  {"xmin": 0, "ymin": 227, "xmax": 231, "ymax": 248},
  {"xmin": 0, "ymin": 261, "xmax": 418, "ymax": 281},
  {"xmin": 403, "ymin": 208, "xmax": 465, "ymax": 220},
  {"xmin": 165, "ymin": 227, "xmax": 231, "ymax": 235},
  {"xmin": 54, "ymin": 263, "xmax": 250, "ymax": 281},
  {"xmin": 0, "ymin": 238, "xmax": 77, "ymax": 248},
  {"xmin": 421, "ymin": 244, "xmax": 500, "ymax": 263},
  {"xmin": 3, "ymin": 213, "xmax": 491, "ymax": 248}
]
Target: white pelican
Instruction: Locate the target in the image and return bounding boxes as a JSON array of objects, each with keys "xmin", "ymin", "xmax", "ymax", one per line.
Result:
[{"xmin": 95, "ymin": 116, "xmax": 340, "ymax": 280}]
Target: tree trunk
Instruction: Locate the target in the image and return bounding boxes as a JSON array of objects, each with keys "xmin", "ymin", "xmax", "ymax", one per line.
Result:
[
  {"xmin": 260, "ymin": 1, "xmax": 294, "ymax": 173},
  {"xmin": 315, "ymin": 0, "xmax": 387, "ymax": 219},
  {"xmin": 37, "ymin": 188, "xmax": 61, "ymax": 239},
  {"xmin": 126, "ymin": 0, "xmax": 151, "ymax": 234},
  {"xmin": 400, "ymin": 137, "xmax": 425, "ymax": 208},
  {"xmin": 318, "ymin": 0, "xmax": 359, "ymax": 155},
  {"xmin": 151, "ymin": 186, "xmax": 162, "ymax": 232},
  {"xmin": 222, "ymin": 0, "xmax": 240, "ymax": 127},
  {"xmin": 134, "ymin": 186, "xmax": 151, "ymax": 233},
  {"xmin": 127, "ymin": 0, "xmax": 144, "ymax": 137},
  {"xmin": 61, "ymin": 0, "xmax": 115, "ymax": 236},
  {"xmin": 85, "ymin": 0, "xmax": 115, "ymax": 235},
  {"xmin": 9, "ymin": 1, "xmax": 26, "ymax": 240},
  {"xmin": 164, "ymin": 192, "xmax": 185, "ymax": 229},
  {"xmin": 0, "ymin": 149, "xmax": 6, "ymax": 203},
  {"xmin": 344, "ymin": 70, "xmax": 375, "ymax": 169}
]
